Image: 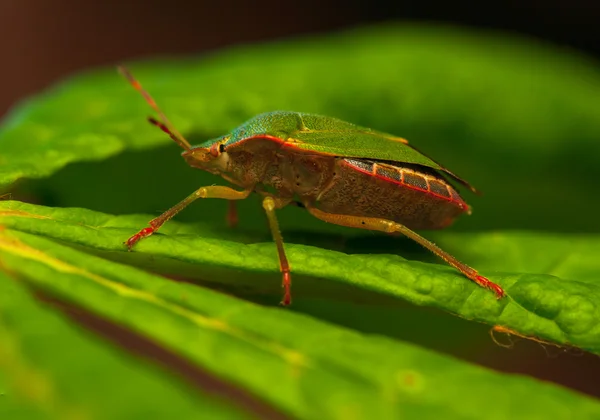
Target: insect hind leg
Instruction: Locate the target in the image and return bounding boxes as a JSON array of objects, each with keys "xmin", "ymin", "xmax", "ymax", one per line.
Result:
[{"xmin": 304, "ymin": 204, "xmax": 505, "ymax": 298}]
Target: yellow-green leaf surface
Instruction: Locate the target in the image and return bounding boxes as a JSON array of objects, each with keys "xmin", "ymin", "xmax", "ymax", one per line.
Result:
[
  {"xmin": 1, "ymin": 200, "xmax": 599, "ymax": 356},
  {"xmin": 0, "ymin": 266, "xmax": 255, "ymax": 419},
  {"xmin": 0, "ymin": 221, "xmax": 598, "ymax": 419}
]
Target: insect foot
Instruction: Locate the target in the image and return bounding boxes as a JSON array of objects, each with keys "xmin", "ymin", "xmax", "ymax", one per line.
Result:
[
  {"xmin": 125, "ymin": 227, "xmax": 155, "ymax": 250},
  {"xmin": 475, "ymin": 275, "xmax": 506, "ymax": 299}
]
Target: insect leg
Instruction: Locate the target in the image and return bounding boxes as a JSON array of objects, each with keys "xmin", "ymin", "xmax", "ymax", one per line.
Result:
[
  {"xmin": 262, "ymin": 196, "xmax": 293, "ymax": 306},
  {"xmin": 126, "ymin": 186, "xmax": 251, "ymax": 249},
  {"xmin": 226, "ymin": 201, "xmax": 239, "ymax": 228},
  {"xmin": 305, "ymin": 205, "xmax": 505, "ymax": 298}
]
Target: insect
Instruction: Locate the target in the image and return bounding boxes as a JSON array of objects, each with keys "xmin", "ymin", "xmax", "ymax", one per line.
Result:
[{"xmin": 118, "ymin": 65, "xmax": 505, "ymax": 305}]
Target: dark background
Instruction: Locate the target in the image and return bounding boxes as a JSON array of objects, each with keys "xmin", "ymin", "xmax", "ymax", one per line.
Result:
[
  {"xmin": 2, "ymin": 0, "xmax": 600, "ymax": 404},
  {"xmin": 1, "ymin": 0, "xmax": 600, "ymax": 118}
]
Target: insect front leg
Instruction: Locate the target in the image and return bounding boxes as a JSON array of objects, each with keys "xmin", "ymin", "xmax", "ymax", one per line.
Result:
[
  {"xmin": 305, "ymin": 205, "xmax": 505, "ymax": 299},
  {"xmin": 262, "ymin": 196, "xmax": 293, "ymax": 306},
  {"xmin": 126, "ymin": 186, "xmax": 252, "ymax": 249}
]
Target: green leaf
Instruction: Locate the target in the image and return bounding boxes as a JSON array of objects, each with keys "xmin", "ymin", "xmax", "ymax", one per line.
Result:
[
  {"xmin": 0, "ymin": 221, "xmax": 598, "ymax": 419},
  {"xmin": 0, "ymin": 264, "xmax": 255, "ymax": 419},
  {"xmin": 1, "ymin": 200, "xmax": 599, "ymax": 356}
]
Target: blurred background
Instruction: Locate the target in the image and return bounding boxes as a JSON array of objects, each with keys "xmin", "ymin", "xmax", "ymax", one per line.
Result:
[
  {"xmin": 2, "ymin": 0, "xmax": 600, "ymax": 117},
  {"xmin": 2, "ymin": 0, "xmax": 600, "ymax": 405}
]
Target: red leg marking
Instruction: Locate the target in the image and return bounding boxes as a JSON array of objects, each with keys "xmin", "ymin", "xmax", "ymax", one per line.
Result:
[
  {"xmin": 476, "ymin": 275, "xmax": 505, "ymax": 299},
  {"xmin": 280, "ymin": 271, "xmax": 292, "ymax": 306},
  {"xmin": 277, "ymin": 254, "xmax": 292, "ymax": 306},
  {"xmin": 125, "ymin": 227, "xmax": 155, "ymax": 250}
]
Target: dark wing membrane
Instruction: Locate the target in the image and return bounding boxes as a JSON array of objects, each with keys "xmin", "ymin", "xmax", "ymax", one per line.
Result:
[{"xmin": 396, "ymin": 141, "xmax": 481, "ymax": 195}]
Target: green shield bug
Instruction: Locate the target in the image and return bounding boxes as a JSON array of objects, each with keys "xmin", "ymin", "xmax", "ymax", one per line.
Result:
[{"xmin": 118, "ymin": 65, "xmax": 505, "ymax": 305}]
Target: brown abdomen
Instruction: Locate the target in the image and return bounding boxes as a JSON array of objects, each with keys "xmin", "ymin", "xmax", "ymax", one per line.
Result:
[{"xmin": 316, "ymin": 158, "xmax": 470, "ymax": 230}]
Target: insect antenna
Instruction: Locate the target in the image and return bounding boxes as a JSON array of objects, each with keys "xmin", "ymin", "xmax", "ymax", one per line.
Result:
[
  {"xmin": 147, "ymin": 117, "xmax": 184, "ymax": 146},
  {"xmin": 117, "ymin": 65, "xmax": 192, "ymax": 152}
]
